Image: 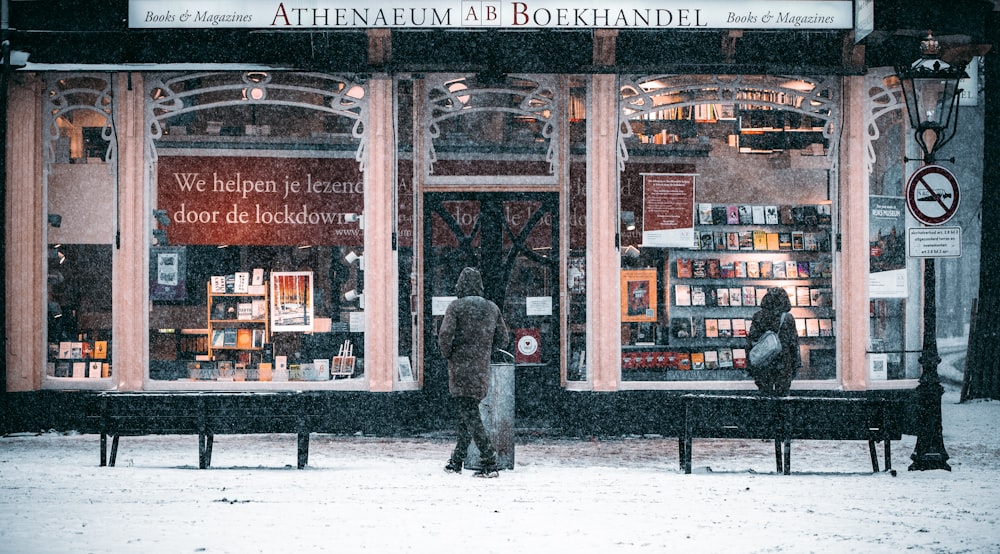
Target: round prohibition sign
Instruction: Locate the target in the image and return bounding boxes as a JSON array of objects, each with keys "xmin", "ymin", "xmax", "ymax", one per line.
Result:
[{"xmin": 905, "ymin": 164, "xmax": 960, "ymax": 226}]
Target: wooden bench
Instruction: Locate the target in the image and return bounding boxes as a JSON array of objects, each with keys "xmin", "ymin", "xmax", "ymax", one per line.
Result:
[
  {"xmin": 91, "ymin": 392, "xmax": 319, "ymax": 469},
  {"xmin": 680, "ymin": 394, "xmax": 902, "ymax": 475}
]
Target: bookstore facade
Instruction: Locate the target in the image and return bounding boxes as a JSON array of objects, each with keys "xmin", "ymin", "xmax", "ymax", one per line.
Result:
[{"xmin": 2, "ymin": 1, "xmax": 993, "ymax": 430}]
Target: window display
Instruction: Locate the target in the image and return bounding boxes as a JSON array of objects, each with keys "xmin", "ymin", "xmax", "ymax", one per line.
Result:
[
  {"xmin": 618, "ymin": 75, "xmax": 839, "ymax": 384},
  {"xmin": 146, "ymin": 71, "xmax": 368, "ymax": 387}
]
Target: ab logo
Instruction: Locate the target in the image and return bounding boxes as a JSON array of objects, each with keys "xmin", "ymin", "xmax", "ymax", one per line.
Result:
[{"xmin": 462, "ymin": 1, "xmax": 501, "ymax": 26}]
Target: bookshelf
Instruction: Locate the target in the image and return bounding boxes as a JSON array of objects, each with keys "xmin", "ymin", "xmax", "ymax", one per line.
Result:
[
  {"xmin": 47, "ymin": 334, "xmax": 112, "ymax": 379},
  {"xmin": 664, "ymin": 202, "xmax": 835, "ymax": 379},
  {"xmin": 206, "ymin": 281, "xmax": 269, "ymax": 361}
]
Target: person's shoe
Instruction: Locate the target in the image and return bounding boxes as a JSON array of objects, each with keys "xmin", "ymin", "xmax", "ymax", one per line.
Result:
[
  {"xmin": 473, "ymin": 461, "xmax": 499, "ymax": 478},
  {"xmin": 444, "ymin": 460, "xmax": 463, "ymax": 473}
]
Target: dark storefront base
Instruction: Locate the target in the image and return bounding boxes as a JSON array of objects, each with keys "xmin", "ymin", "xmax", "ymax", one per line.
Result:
[{"xmin": 2, "ymin": 377, "xmax": 920, "ymax": 441}]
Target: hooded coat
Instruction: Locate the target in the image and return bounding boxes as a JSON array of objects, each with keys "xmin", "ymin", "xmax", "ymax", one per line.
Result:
[
  {"xmin": 747, "ymin": 287, "xmax": 801, "ymax": 395},
  {"xmin": 438, "ymin": 267, "xmax": 509, "ymax": 400}
]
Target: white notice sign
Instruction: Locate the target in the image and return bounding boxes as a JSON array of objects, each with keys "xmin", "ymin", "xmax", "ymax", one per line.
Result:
[{"xmin": 907, "ymin": 227, "xmax": 962, "ymax": 258}]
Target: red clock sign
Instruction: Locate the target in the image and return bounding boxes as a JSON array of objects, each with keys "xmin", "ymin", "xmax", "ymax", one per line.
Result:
[{"xmin": 905, "ymin": 164, "xmax": 961, "ymax": 226}]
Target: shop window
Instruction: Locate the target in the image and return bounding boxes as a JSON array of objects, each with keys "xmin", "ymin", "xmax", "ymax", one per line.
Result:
[
  {"xmin": 567, "ymin": 80, "xmax": 588, "ymax": 382},
  {"xmin": 618, "ymin": 75, "xmax": 838, "ymax": 384},
  {"xmin": 43, "ymin": 74, "xmax": 116, "ymax": 385},
  {"xmin": 396, "ymin": 76, "xmax": 417, "ymax": 385},
  {"xmin": 866, "ymin": 72, "xmax": 922, "ymax": 380},
  {"xmin": 147, "ymin": 72, "xmax": 367, "ymax": 386}
]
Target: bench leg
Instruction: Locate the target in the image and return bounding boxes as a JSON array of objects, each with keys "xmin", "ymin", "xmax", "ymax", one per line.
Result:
[
  {"xmin": 199, "ymin": 433, "xmax": 214, "ymax": 469},
  {"xmin": 109, "ymin": 435, "xmax": 120, "ymax": 467},
  {"xmin": 774, "ymin": 439, "xmax": 782, "ymax": 473},
  {"xmin": 677, "ymin": 438, "xmax": 685, "ymax": 472},
  {"xmin": 683, "ymin": 436, "xmax": 693, "ymax": 474},
  {"xmin": 884, "ymin": 440, "xmax": 892, "ymax": 472},
  {"xmin": 783, "ymin": 439, "xmax": 790, "ymax": 475},
  {"xmin": 297, "ymin": 432, "xmax": 309, "ymax": 469},
  {"xmin": 868, "ymin": 440, "xmax": 880, "ymax": 472},
  {"xmin": 100, "ymin": 433, "xmax": 108, "ymax": 467}
]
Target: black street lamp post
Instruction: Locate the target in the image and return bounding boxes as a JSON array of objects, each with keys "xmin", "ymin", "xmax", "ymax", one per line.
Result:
[{"xmin": 894, "ymin": 32, "xmax": 967, "ymax": 471}]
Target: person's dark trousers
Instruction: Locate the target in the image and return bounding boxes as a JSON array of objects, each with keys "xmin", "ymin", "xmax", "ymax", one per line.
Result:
[{"xmin": 450, "ymin": 395, "xmax": 497, "ymax": 466}]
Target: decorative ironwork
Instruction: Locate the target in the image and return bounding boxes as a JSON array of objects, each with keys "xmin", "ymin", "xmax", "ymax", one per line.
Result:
[
  {"xmin": 146, "ymin": 71, "xmax": 369, "ymax": 167},
  {"xmin": 863, "ymin": 68, "xmax": 907, "ymax": 176},
  {"xmin": 43, "ymin": 73, "xmax": 116, "ymax": 165},
  {"xmin": 423, "ymin": 73, "xmax": 559, "ymax": 182},
  {"xmin": 619, "ymin": 74, "xmax": 840, "ymax": 171}
]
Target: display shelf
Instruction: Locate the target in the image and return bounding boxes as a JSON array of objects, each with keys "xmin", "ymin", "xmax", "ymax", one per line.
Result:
[
  {"xmin": 206, "ymin": 282, "xmax": 269, "ymax": 359},
  {"xmin": 629, "ymin": 202, "xmax": 837, "ymax": 377},
  {"xmin": 47, "ymin": 336, "xmax": 112, "ymax": 379}
]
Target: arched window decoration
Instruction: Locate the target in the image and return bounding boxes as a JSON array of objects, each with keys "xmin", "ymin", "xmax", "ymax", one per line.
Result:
[
  {"xmin": 44, "ymin": 74, "xmax": 116, "ymax": 164},
  {"xmin": 423, "ymin": 73, "xmax": 559, "ymax": 184},
  {"xmin": 619, "ymin": 74, "xmax": 840, "ymax": 171},
  {"xmin": 863, "ymin": 68, "xmax": 907, "ymax": 176},
  {"xmin": 146, "ymin": 72, "xmax": 369, "ymax": 168}
]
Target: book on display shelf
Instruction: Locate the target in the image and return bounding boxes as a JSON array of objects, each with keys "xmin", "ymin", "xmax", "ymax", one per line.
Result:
[
  {"xmin": 717, "ymin": 318, "xmax": 733, "ymax": 338},
  {"xmin": 819, "ymin": 318, "xmax": 834, "ymax": 336},
  {"xmin": 738, "ymin": 205, "xmax": 753, "ymax": 225},
  {"xmin": 704, "ymin": 350, "xmax": 719, "ymax": 370},
  {"xmin": 716, "ymin": 288, "xmax": 730, "ymax": 306},
  {"xmin": 753, "ymin": 230, "xmax": 768, "ymax": 250},
  {"xmin": 698, "ymin": 203, "xmax": 714, "ymax": 225},
  {"xmin": 714, "ymin": 231, "xmax": 727, "ymax": 250},
  {"xmin": 729, "ymin": 287, "xmax": 742, "ymax": 306},
  {"xmin": 707, "ymin": 258, "xmax": 721, "ymax": 278},
  {"xmin": 674, "ymin": 285, "xmax": 691, "ymax": 306},
  {"xmin": 732, "ymin": 318, "xmax": 747, "ymax": 338},
  {"xmin": 806, "ymin": 318, "xmax": 821, "ymax": 337},
  {"xmin": 732, "ymin": 348, "xmax": 747, "ymax": 369},
  {"xmin": 764, "ymin": 205, "xmax": 779, "ymax": 225},
  {"xmin": 785, "ymin": 260, "xmax": 798, "ymax": 278},
  {"xmin": 676, "ymin": 258, "xmax": 692, "ymax": 278},
  {"xmin": 796, "ymin": 318, "xmax": 807, "ymax": 337},
  {"xmin": 712, "ymin": 206, "xmax": 728, "ymax": 226},
  {"xmin": 691, "ymin": 287, "xmax": 706, "ymax": 306},
  {"xmin": 718, "ymin": 347, "xmax": 734, "ymax": 369},
  {"xmin": 726, "ymin": 205, "xmax": 740, "ymax": 225}
]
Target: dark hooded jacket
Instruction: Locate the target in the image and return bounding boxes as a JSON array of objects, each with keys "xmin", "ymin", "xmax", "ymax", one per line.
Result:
[
  {"xmin": 438, "ymin": 267, "xmax": 509, "ymax": 400},
  {"xmin": 747, "ymin": 287, "xmax": 801, "ymax": 395}
]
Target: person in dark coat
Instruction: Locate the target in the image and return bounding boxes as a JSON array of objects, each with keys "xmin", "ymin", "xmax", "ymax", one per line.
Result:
[
  {"xmin": 747, "ymin": 287, "xmax": 801, "ymax": 396},
  {"xmin": 438, "ymin": 267, "xmax": 509, "ymax": 477}
]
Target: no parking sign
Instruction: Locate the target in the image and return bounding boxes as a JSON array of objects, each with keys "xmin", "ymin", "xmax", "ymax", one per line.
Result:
[{"xmin": 905, "ymin": 164, "xmax": 960, "ymax": 226}]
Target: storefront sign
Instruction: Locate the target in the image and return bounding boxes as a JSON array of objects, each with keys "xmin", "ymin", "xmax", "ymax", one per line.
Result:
[
  {"xmin": 907, "ymin": 227, "xmax": 962, "ymax": 258},
  {"xmin": 157, "ymin": 156, "xmax": 363, "ymax": 246},
  {"xmin": 641, "ymin": 173, "xmax": 696, "ymax": 248},
  {"xmin": 129, "ymin": 1, "xmax": 853, "ymax": 29}
]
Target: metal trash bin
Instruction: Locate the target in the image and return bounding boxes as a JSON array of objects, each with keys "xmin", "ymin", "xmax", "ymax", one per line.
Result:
[{"xmin": 466, "ymin": 350, "xmax": 516, "ymax": 471}]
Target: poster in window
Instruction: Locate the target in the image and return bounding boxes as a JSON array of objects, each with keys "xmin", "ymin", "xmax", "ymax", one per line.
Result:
[
  {"xmin": 270, "ymin": 271, "xmax": 314, "ymax": 332},
  {"xmin": 621, "ymin": 269, "xmax": 657, "ymax": 323},
  {"xmin": 150, "ymin": 246, "xmax": 187, "ymax": 301},
  {"xmin": 869, "ymin": 195, "xmax": 908, "ymax": 298},
  {"xmin": 640, "ymin": 173, "xmax": 697, "ymax": 248}
]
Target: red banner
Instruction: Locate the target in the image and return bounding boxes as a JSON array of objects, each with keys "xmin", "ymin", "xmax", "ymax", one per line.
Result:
[{"xmin": 157, "ymin": 156, "xmax": 364, "ymax": 246}]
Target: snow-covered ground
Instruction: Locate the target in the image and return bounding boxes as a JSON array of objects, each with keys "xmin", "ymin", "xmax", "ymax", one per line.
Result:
[{"xmin": 1, "ymin": 384, "xmax": 997, "ymax": 554}]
